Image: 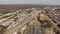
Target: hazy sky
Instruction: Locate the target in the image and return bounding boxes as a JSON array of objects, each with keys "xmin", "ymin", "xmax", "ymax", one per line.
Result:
[{"xmin": 0, "ymin": 0, "xmax": 60, "ymax": 5}]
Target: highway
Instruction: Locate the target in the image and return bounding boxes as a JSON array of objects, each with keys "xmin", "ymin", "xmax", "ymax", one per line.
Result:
[
  {"xmin": 0, "ymin": 8, "xmax": 60, "ymax": 34},
  {"xmin": 3, "ymin": 10, "xmax": 41, "ymax": 34}
]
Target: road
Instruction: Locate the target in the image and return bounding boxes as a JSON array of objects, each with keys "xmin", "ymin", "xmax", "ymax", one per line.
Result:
[{"xmin": 3, "ymin": 10, "xmax": 41, "ymax": 34}]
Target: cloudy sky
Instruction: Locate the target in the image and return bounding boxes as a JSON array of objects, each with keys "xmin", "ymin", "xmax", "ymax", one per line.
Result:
[{"xmin": 0, "ymin": 0, "xmax": 60, "ymax": 5}]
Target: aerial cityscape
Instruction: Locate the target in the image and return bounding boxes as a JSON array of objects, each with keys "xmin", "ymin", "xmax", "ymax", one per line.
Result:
[{"xmin": 0, "ymin": 5, "xmax": 60, "ymax": 34}]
